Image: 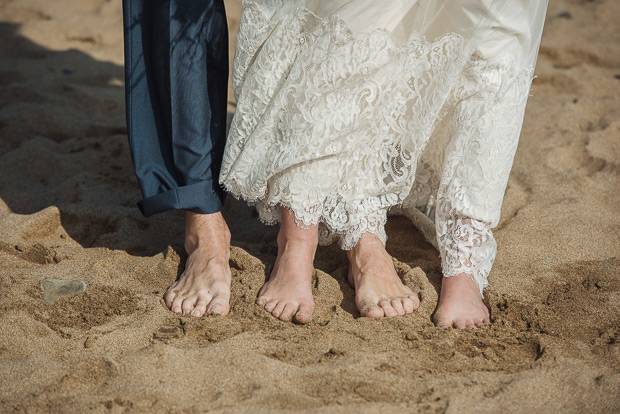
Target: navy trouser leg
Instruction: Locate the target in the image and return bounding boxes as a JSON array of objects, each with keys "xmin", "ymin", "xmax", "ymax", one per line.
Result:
[{"xmin": 122, "ymin": 0, "xmax": 228, "ymax": 217}]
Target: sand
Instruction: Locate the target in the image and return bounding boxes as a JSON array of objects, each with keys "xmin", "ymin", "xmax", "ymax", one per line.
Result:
[{"xmin": 0, "ymin": 0, "xmax": 619, "ymax": 412}]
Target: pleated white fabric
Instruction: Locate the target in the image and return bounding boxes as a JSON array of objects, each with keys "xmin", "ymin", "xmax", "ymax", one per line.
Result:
[{"xmin": 220, "ymin": 0, "xmax": 548, "ymax": 294}]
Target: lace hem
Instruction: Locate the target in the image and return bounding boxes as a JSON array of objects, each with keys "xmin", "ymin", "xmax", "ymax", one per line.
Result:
[
  {"xmin": 221, "ymin": 0, "xmax": 537, "ymax": 282},
  {"xmin": 223, "ymin": 179, "xmax": 389, "ymax": 250},
  {"xmin": 437, "ymin": 214, "xmax": 497, "ymax": 296},
  {"xmin": 222, "ymin": 0, "xmax": 467, "ymax": 250}
]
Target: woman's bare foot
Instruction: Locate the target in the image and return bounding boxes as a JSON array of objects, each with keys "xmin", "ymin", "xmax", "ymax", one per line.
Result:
[
  {"xmin": 347, "ymin": 234, "xmax": 419, "ymax": 318},
  {"xmin": 256, "ymin": 208, "xmax": 316, "ymax": 324},
  {"xmin": 433, "ymin": 273, "xmax": 491, "ymax": 329},
  {"xmin": 164, "ymin": 211, "xmax": 232, "ymax": 317}
]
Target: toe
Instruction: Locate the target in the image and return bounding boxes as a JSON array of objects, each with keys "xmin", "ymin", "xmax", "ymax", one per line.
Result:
[
  {"xmin": 256, "ymin": 296, "xmax": 268, "ymax": 306},
  {"xmin": 402, "ymin": 297, "xmax": 415, "ymax": 313},
  {"xmin": 434, "ymin": 312, "xmax": 453, "ymax": 328},
  {"xmin": 473, "ymin": 318, "xmax": 485, "ymax": 327},
  {"xmin": 264, "ymin": 299, "xmax": 278, "ymax": 312},
  {"xmin": 465, "ymin": 320, "xmax": 476, "ymax": 329},
  {"xmin": 171, "ymin": 296, "xmax": 184, "ymax": 314},
  {"xmin": 391, "ymin": 299, "xmax": 406, "ymax": 316},
  {"xmin": 409, "ymin": 295, "xmax": 420, "ymax": 310},
  {"xmin": 181, "ymin": 296, "xmax": 197, "ymax": 315},
  {"xmin": 279, "ymin": 303, "xmax": 297, "ymax": 322},
  {"xmin": 294, "ymin": 303, "xmax": 314, "ymax": 324},
  {"xmin": 271, "ymin": 302, "xmax": 286, "ymax": 318},
  {"xmin": 163, "ymin": 289, "xmax": 176, "ymax": 309},
  {"xmin": 207, "ymin": 294, "xmax": 230, "ymax": 316},
  {"xmin": 207, "ymin": 303, "xmax": 228, "ymax": 315},
  {"xmin": 379, "ymin": 299, "xmax": 398, "ymax": 318},
  {"xmin": 360, "ymin": 302, "xmax": 384, "ymax": 318},
  {"xmin": 482, "ymin": 311, "xmax": 491, "ymax": 325},
  {"xmin": 454, "ymin": 319, "xmax": 467, "ymax": 329},
  {"xmin": 436, "ymin": 320, "xmax": 452, "ymax": 329},
  {"xmin": 191, "ymin": 298, "xmax": 208, "ymax": 317}
]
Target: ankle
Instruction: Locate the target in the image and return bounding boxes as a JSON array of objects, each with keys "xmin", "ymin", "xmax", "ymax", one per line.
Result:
[
  {"xmin": 185, "ymin": 232, "xmax": 231, "ymax": 254},
  {"xmin": 185, "ymin": 242, "xmax": 230, "ymax": 261},
  {"xmin": 277, "ymin": 231, "xmax": 317, "ymax": 246},
  {"xmin": 184, "ymin": 211, "xmax": 231, "ymax": 254},
  {"xmin": 277, "ymin": 207, "xmax": 318, "ymax": 244},
  {"xmin": 276, "ymin": 235, "xmax": 318, "ymax": 260},
  {"xmin": 276, "ymin": 219, "xmax": 318, "ymax": 249},
  {"xmin": 440, "ymin": 273, "xmax": 482, "ymax": 298},
  {"xmin": 347, "ymin": 234, "xmax": 387, "ymax": 262}
]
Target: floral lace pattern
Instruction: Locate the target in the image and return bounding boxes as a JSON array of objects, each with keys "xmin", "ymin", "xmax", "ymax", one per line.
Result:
[
  {"xmin": 220, "ymin": 0, "xmax": 535, "ymax": 293},
  {"xmin": 404, "ymin": 53, "xmax": 535, "ymax": 294}
]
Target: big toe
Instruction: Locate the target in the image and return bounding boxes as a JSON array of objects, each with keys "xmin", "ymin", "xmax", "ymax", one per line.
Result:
[
  {"xmin": 293, "ymin": 303, "xmax": 314, "ymax": 324},
  {"xmin": 360, "ymin": 302, "xmax": 385, "ymax": 318},
  {"xmin": 433, "ymin": 311, "xmax": 454, "ymax": 328},
  {"xmin": 207, "ymin": 295, "xmax": 230, "ymax": 316}
]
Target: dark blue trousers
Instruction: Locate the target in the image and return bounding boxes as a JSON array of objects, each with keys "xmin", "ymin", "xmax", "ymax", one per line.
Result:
[{"xmin": 122, "ymin": 0, "xmax": 228, "ymax": 217}]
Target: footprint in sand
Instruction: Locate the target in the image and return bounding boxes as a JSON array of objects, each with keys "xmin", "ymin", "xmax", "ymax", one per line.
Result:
[
  {"xmin": 586, "ymin": 119, "xmax": 620, "ymax": 172},
  {"xmin": 0, "ymin": 242, "xmax": 59, "ymax": 265},
  {"xmin": 30, "ymin": 286, "xmax": 139, "ymax": 335}
]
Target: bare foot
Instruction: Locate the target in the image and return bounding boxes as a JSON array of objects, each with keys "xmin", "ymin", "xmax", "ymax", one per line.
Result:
[
  {"xmin": 347, "ymin": 234, "xmax": 419, "ymax": 318},
  {"xmin": 256, "ymin": 208, "xmax": 316, "ymax": 324},
  {"xmin": 433, "ymin": 273, "xmax": 491, "ymax": 329},
  {"xmin": 163, "ymin": 211, "xmax": 232, "ymax": 317}
]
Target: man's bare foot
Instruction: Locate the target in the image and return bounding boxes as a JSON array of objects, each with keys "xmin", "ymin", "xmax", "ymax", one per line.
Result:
[
  {"xmin": 433, "ymin": 273, "xmax": 491, "ymax": 329},
  {"xmin": 163, "ymin": 211, "xmax": 232, "ymax": 317},
  {"xmin": 256, "ymin": 208, "xmax": 316, "ymax": 324},
  {"xmin": 347, "ymin": 234, "xmax": 419, "ymax": 318}
]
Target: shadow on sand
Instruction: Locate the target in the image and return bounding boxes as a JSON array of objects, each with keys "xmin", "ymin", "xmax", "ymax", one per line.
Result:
[{"xmin": 0, "ymin": 21, "xmax": 442, "ymax": 306}]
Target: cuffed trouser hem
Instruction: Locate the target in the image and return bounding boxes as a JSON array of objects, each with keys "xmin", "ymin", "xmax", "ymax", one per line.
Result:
[{"xmin": 137, "ymin": 181, "xmax": 223, "ymax": 217}]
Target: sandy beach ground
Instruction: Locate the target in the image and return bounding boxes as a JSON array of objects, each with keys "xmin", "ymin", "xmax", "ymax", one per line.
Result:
[{"xmin": 0, "ymin": 0, "xmax": 619, "ymax": 412}]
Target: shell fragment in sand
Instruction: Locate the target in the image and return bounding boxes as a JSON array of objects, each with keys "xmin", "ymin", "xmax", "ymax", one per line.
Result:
[{"xmin": 42, "ymin": 278, "xmax": 87, "ymax": 304}]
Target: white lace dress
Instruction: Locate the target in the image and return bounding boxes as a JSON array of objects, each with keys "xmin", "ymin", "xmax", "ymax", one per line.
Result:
[{"xmin": 220, "ymin": 0, "xmax": 548, "ymax": 294}]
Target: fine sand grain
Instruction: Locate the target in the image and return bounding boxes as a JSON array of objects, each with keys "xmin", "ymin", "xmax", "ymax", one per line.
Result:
[{"xmin": 1, "ymin": 0, "xmax": 619, "ymax": 412}]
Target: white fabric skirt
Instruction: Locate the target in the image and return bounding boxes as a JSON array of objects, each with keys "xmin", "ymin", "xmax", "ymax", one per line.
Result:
[{"xmin": 220, "ymin": 0, "xmax": 548, "ymax": 293}]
